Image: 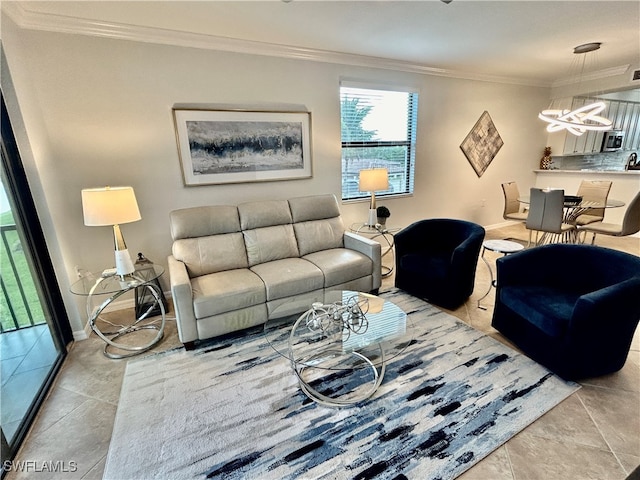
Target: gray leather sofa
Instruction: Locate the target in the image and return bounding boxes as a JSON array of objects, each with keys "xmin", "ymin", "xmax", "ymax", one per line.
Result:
[{"xmin": 168, "ymin": 194, "xmax": 381, "ymax": 349}]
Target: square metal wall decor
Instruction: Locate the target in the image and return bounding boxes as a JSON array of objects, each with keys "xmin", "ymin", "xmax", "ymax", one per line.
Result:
[
  {"xmin": 173, "ymin": 109, "xmax": 312, "ymax": 186},
  {"xmin": 460, "ymin": 111, "xmax": 504, "ymax": 178}
]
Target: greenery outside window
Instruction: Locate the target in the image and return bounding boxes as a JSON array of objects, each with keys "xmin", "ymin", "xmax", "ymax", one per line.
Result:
[{"xmin": 340, "ymin": 83, "xmax": 418, "ymax": 201}]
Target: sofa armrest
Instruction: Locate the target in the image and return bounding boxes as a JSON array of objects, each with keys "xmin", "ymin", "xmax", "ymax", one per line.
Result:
[
  {"xmin": 344, "ymin": 231, "xmax": 382, "ymax": 290},
  {"xmin": 168, "ymin": 255, "xmax": 198, "ymax": 344}
]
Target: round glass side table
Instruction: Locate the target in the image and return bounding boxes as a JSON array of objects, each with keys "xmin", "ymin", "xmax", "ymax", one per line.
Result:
[
  {"xmin": 70, "ymin": 265, "xmax": 166, "ymax": 358},
  {"xmin": 477, "ymin": 240, "xmax": 524, "ymax": 310},
  {"xmin": 350, "ymin": 223, "xmax": 401, "ymax": 277}
]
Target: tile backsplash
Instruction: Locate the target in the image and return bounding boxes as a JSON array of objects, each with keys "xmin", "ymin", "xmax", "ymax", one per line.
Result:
[{"xmin": 548, "ymin": 151, "xmax": 637, "ymax": 171}]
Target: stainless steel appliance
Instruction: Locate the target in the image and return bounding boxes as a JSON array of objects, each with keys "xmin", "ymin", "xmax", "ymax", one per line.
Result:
[{"xmin": 601, "ymin": 130, "xmax": 625, "ymax": 152}]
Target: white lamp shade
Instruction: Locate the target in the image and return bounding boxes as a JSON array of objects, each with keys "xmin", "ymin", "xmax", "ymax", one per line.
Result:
[
  {"xmin": 81, "ymin": 186, "xmax": 141, "ymax": 226},
  {"xmin": 359, "ymin": 168, "xmax": 389, "ymax": 192}
]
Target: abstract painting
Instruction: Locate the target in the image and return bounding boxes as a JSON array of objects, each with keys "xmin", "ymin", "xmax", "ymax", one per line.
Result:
[
  {"xmin": 460, "ymin": 111, "xmax": 504, "ymax": 177},
  {"xmin": 173, "ymin": 109, "xmax": 312, "ymax": 185}
]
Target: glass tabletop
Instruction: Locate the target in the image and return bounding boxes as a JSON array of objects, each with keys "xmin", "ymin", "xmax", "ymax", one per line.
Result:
[
  {"xmin": 70, "ymin": 264, "xmax": 164, "ymax": 296},
  {"xmin": 518, "ymin": 195, "xmax": 625, "ymax": 208},
  {"xmin": 350, "ymin": 223, "xmax": 401, "ymax": 235},
  {"xmin": 264, "ymin": 290, "xmax": 412, "ymax": 370}
]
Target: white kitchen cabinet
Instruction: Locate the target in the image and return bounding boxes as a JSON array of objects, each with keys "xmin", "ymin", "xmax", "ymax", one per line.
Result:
[
  {"xmin": 561, "ymin": 97, "xmax": 640, "ymax": 154},
  {"xmin": 562, "ymin": 98, "xmax": 606, "ymax": 154}
]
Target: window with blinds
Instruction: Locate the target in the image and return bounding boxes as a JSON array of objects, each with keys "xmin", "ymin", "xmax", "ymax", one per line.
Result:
[{"xmin": 340, "ymin": 84, "xmax": 418, "ymax": 201}]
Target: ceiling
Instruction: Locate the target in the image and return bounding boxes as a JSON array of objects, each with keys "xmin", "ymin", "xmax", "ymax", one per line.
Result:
[{"xmin": 4, "ymin": 1, "xmax": 640, "ymax": 87}]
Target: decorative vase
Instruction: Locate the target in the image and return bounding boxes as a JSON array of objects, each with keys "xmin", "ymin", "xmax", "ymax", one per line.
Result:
[{"xmin": 377, "ymin": 217, "xmax": 387, "ymax": 226}]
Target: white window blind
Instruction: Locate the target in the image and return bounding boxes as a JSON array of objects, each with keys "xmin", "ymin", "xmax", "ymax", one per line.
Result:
[{"xmin": 340, "ymin": 85, "xmax": 418, "ymax": 201}]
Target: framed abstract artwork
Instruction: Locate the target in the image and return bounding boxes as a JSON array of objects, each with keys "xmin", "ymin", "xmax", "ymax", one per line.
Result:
[
  {"xmin": 173, "ymin": 109, "xmax": 312, "ymax": 186},
  {"xmin": 460, "ymin": 111, "xmax": 504, "ymax": 178}
]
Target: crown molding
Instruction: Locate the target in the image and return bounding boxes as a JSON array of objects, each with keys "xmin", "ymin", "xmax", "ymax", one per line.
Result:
[
  {"xmin": 551, "ymin": 65, "xmax": 631, "ymax": 88},
  {"xmin": 2, "ymin": 2, "xmax": 552, "ymax": 87}
]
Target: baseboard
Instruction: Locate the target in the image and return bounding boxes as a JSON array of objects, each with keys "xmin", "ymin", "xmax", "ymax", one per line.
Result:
[
  {"xmin": 484, "ymin": 220, "xmax": 524, "ymax": 231},
  {"xmin": 72, "ymin": 328, "xmax": 89, "ymax": 341}
]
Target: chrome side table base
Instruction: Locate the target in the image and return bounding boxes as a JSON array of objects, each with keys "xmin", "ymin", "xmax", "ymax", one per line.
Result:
[
  {"xmin": 72, "ymin": 267, "xmax": 167, "ymax": 359},
  {"xmin": 88, "ymin": 280, "xmax": 166, "ymax": 359},
  {"xmin": 351, "ymin": 223, "xmax": 399, "ymax": 277},
  {"xmin": 477, "ymin": 240, "xmax": 524, "ymax": 310}
]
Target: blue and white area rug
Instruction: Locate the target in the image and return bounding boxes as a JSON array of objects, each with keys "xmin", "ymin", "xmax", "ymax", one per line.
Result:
[{"xmin": 104, "ymin": 289, "xmax": 579, "ymax": 480}]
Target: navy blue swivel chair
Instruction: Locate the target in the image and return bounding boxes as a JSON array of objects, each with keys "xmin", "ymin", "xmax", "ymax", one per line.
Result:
[
  {"xmin": 395, "ymin": 218, "xmax": 485, "ymax": 310},
  {"xmin": 492, "ymin": 244, "xmax": 640, "ymax": 380}
]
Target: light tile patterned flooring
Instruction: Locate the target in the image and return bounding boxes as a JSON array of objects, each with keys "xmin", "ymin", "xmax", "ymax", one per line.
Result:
[
  {"xmin": 1, "ymin": 324, "xmax": 59, "ymax": 443},
  {"xmin": 5, "ymin": 223, "xmax": 640, "ymax": 479}
]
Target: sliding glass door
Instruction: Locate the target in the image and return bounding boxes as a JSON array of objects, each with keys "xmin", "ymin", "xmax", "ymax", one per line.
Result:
[{"xmin": 1, "ymin": 93, "xmax": 72, "ymax": 474}]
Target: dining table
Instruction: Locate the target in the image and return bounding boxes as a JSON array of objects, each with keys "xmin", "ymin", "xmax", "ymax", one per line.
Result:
[{"xmin": 518, "ymin": 194, "xmax": 625, "ymax": 243}]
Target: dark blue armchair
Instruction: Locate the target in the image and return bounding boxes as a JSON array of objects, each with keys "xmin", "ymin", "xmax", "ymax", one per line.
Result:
[
  {"xmin": 395, "ymin": 218, "xmax": 485, "ymax": 310},
  {"xmin": 492, "ymin": 244, "xmax": 640, "ymax": 380}
]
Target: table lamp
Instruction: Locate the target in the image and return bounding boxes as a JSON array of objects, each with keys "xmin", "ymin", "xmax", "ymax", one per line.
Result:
[
  {"xmin": 81, "ymin": 186, "xmax": 141, "ymax": 277},
  {"xmin": 359, "ymin": 168, "xmax": 389, "ymax": 226}
]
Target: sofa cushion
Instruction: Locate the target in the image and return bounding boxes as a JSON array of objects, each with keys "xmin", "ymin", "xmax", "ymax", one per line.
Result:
[
  {"xmin": 303, "ymin": 248, "xmax": 373, "ymax": 287},
  {"xmin": 172, "ymin": 233, "xmax": 248, "ymax": 278},
  {"xmin": 191, "ymin": 268, "xmax": 266, "ymax": 319},
  {"xmin": 251, "ymin": 258, "xmax": 324, "ymax": 301},
  {"xmin": 238, "ymin": 200, "xmax": 293, "ymax": 230},
  {"xmin": 288, "ymin": 194, "xmax": 341, "ymax": 223},
  {"xmin": 294, "ymin": 217, "xmax": 345, "ymax": 256},
  {"xmin": 170, "ymin": 205, "xmax": 240, "ymax": 240},
  {"xmin": 243, "ymin": 225, "xmax": 299, "ymax": 267},
  {"xmin": 500, "ymin": 285, "xmax": 580, "ymax": 338}
]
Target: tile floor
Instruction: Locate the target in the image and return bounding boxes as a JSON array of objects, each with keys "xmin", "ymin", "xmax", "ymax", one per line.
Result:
[
  {"xmin": 1, "ymin": 324, "xmax": 60, "ymax": 443},
  {"xmin": 4, "ymin": 223, "xmax": 640, "ymax": 479}
]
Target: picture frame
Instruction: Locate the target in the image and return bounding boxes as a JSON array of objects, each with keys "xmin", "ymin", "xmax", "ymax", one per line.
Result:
[
  {"xmin": 172, "ymin": 109, "xmax": 312, "ymax": 186},
  {"xmin": 460, "ymin": 111, "xmax": 504, "ymax": 178}
]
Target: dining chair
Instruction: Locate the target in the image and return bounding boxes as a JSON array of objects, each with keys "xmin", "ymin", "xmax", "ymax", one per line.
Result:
[
  {"xmin": 525, "ymin": 188, "xmax": 576, "ymax": 246},
  {"xmin": 502, "ymin": 181, "xmax": 533, "ymax": 246},
  {"xmin": 578, "ymin": 190, "xmax": 640, "ymax": 244},
  {"xmin": 501, "ymin": 181, "xmax": 528, "ymax": 222},
  {"xmin": 574, "ymin": 180, "xmax": 612, "ymax": 226}
]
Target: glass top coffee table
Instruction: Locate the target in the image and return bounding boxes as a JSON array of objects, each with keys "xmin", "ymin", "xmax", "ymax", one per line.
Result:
[{"xmin": 264, "ymin": 290, "xmax": 411, "ymax": 407}]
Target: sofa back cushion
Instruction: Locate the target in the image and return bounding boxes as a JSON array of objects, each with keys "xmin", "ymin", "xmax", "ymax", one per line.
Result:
[
  {"xmin": 239, "ymin": 200, "xmax": 299, "ymax": 266},
  {"xmin": 170, "ymin": 205, "xmax": 241, "ymax": 240},
  {"xmin": 239, "ymin": 200, "xmax": 292, "ymax": 230},
  {"xmin": 289, "ymin": 194, "xmax": 345, "ymax": 256},
  {"xmin": 172, "ymin": 235, "xmax": 248, "ymax": 278},
  {"xmin": 170, "ymin": 206, "xmax": 248, "ymax": 277}
]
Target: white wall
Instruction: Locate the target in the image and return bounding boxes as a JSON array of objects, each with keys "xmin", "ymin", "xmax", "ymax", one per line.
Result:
[{"xmin": 2, "ymin": 15, "xmax": 551, "ymax": 336}]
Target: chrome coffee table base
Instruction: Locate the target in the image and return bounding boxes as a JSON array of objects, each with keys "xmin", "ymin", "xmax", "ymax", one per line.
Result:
[
  {"xmin": 292, "ymin": 348, "xmax": 385, "ymax": 407},
  {"xmin": 265, "ymin": 291, "xmax": 410, "ymax": 408}
]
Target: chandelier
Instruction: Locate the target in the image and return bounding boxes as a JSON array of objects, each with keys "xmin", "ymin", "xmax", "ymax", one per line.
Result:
[{"xmin": 538, "ymin": 42, "xmax": 613, "ymax": 136}]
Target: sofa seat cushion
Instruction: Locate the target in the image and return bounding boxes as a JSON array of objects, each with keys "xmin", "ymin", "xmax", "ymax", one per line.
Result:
[
  {"xmin": 500, "ymin": 286, "xmax": 580, "ymax": 338},
  {"xmin": 251, "ymin": 258, "xmax": 324, "ymax": 301},
  {"xmin": 303, "ymin": 248, "xmax": 373, "ymax": 287},
  {"xmin": 191, "ymin": 268, "xmax": 266, "ymax": 319}
]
